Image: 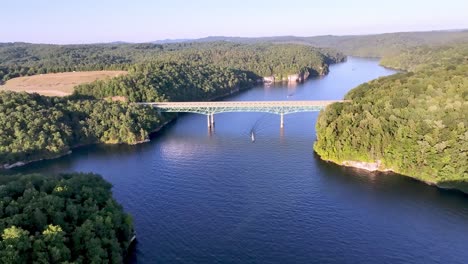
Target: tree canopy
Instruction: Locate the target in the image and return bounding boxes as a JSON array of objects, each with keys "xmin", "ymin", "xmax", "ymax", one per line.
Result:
[
  {"xmin": 379, "ymin": 44, "xmax": 468, "ymax": 71},
  {"xmin": 73, "ymin": 61, "xmax": 254, "ymax": 102},
  {"xmin": 0, "ymin": 91, "xmax": 162, "ymax": 166},
  {"xmin": 0, "ymin": 173, "xmax": 133, "ymax": 263},
  {"xmin": 314, "ymin": 44, "xmax": 468, "ymax": 192},
  {"xmin": 0, "ymin": 42, "xmax": 345, "ymax": 83}
]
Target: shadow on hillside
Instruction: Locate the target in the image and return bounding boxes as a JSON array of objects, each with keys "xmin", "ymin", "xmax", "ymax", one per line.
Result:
[{"xmin": 437, "ymin": 180, "xmax": 468, "ymax": 195}]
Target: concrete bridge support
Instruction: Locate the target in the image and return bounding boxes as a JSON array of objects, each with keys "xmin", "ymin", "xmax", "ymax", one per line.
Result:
[
  {"xmin": 207, "ymin": 114, "xmax": 211, "ymax": 128},
  {"xmin": 207, "ymin": 113, "xmax": 215, "ymax": 130},
  {"xmin": 280, "ymin": 113, "xmax": 284, "ymax": 128}
]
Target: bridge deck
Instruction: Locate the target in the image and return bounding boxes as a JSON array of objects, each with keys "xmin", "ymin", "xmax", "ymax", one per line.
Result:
[{"xmin": 140, "ymin": 100, "xmax": 346, "ymax": 114}]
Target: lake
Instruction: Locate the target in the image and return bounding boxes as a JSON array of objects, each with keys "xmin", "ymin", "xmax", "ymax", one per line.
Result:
[{"xmin": 11, "ymin": 57, "xmax": 468, "ymax": 264}]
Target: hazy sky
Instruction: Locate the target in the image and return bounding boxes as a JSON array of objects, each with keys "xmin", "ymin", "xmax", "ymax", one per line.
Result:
[{"xmin": 2, "ymin": 0, "xmax": 467, "ymax": 44}]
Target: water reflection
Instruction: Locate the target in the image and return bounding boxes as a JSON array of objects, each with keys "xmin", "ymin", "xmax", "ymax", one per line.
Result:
[{"xmin": 279, "ymin": 126, "xmax": 285, "ymax": 144}]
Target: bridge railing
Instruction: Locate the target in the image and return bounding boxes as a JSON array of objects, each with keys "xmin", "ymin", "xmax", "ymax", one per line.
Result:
[{"xmin": 138, "ymin": 100, "xmax": 348, "ymax": 114}]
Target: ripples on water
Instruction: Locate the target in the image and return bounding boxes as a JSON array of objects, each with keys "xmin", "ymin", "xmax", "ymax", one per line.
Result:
[{"xmin": 9, "ymin": 58, "xmax": 468, "ymax": 263}]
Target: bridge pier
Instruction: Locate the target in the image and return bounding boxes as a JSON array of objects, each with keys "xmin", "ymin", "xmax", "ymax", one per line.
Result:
[
  {"xmin": 280, "ymin": 113, "xmax": 284, "ymax": 128},
  {"xmin": 207, "ymin": 114, "xmax": 211, "ymax": 128},
  {"xmin": 210, "ymin": 113, "xmax": 215, "ymax": 126}
]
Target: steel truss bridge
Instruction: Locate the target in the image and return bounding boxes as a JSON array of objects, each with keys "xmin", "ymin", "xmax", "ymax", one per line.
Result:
[{"xmin": 139, "ymin": 100, "xmax": 346, "ymax": 128}]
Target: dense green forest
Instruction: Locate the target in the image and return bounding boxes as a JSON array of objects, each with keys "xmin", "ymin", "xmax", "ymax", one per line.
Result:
[
  {"xmin": 72, "ymin": 44, "xmax": 345, "ymax": 103},
  {"xmin": 379, "ymin": 44, "xmax": 468, "ymax": 71},
  {"xmin": 0, "ymin": 42, "xmax": 179, "ymax": 82},
  {"xmin": 0, "ymin": 173, "xmax": 133, "ymax": 263},
  {"xmin": 314, "ymin": 44, "xmax": 468, "ymax": 192},
  {"xmin": 0, "ymin": 42, "xmax": 344, "ymax": 83},
  {"xmin": 154, "ymin": 42, "xmax": 344, "ymax": 78},
  {"xmin": 74, "ymin": 61, "xmax": 254, "ymax": 102},
  {"xmin": 0, "ymin": 91, "xmax": 162, "ymax": 167}
]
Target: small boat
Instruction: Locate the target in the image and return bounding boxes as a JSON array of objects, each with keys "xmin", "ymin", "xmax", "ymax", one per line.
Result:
[{"xmin": 129, "ymin": 231, "xmax": 137, "ymax": 245}]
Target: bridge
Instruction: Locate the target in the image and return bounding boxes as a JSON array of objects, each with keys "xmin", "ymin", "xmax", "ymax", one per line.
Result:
[{"xmin": 140, "ymin": 100, "xmax": 346, "ymax": 128}]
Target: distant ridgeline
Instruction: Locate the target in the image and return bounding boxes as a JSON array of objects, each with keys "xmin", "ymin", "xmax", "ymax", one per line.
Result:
[
  {"xmin": 175, "ymin": 30, "xmax": 468, "ymax": 58},
  {"xmin": 0, "ymin": 42, "xmax": 345, "ymax": 84},
  {"xmin": 303, "ymin": 30, "xmax": 468, "ymax": 57},
  {"xmin": 379, "ymin": 44, "xmax": 468, "ymax": 71},
  {"xmin": 314, "ymin": 44, "xmax": 468, "ymax": 192}
]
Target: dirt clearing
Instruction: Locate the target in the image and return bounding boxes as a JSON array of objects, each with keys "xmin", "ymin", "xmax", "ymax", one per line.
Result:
[{"xmin": 0, "ymin": 71, "xmax": 127, "ymax": 96}]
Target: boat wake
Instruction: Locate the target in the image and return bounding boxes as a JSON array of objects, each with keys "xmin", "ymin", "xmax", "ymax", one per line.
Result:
[{"xmin": 248, "ymin": 114, "xmax": 273, "ymax": 142}]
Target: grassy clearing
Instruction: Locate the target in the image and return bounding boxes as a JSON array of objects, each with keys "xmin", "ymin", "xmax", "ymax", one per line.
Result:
[{"xmin": 0, "ymin": 71, "xmax": 127, "ymax": 96}]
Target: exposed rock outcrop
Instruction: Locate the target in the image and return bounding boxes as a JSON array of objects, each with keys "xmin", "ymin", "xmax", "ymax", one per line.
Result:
[
  {"xmin": 287, "ymin": 71, "xmax": 311, "ymax": 83},
  {"xmin": 263, "ymin": 76, "xmax": 276, "ymax": 83},
  {"xmin": 264, "ymin": 70, "xmax": 313, "ymax": 84},
  {"xmin": 341, "ymin": 160, "xmax": 393, "ymax": 172}
]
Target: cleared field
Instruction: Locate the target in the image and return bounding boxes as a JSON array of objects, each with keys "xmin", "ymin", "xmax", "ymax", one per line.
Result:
[{"xmin": 0, "ymin": 71, "xmax": 127, "ymax": 96}]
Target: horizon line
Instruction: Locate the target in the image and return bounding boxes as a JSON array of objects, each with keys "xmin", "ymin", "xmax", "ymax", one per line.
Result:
[{"xmin": 1, "ymin": 28, "xmax": 467, "ymax": 46}]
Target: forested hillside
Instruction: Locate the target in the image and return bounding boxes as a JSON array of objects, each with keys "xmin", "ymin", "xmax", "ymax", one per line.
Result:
[
  {"xmin": 0, "ymin": 42, "xmax": 177, "ymax": 82},
  {"xmin": 304, "ymin": 31, "xmax": 468, "ymax": 57},
  {"xmin": 72, "ymin": 44, "xmax": 344, "ymax": 102},
  {"xmin": 74, "ymin": 61, "xmax": 254, "ymax": 102},
  {"xmin": 0, "ymin": 91, "xmax": 162, "ymax": 167},
  {"xmin": 0, "ymin": 42, "xmax": 345, "ymax": 83},
  {"xmin": 0, "ymin": 173, "xmax": 133, "ymax": 263},
  {"xmin": 155, "ymin": 43, "xmax": 345, "ymax": 78},
  {"xmin": 314, "ymin": 44, "xmax": 468, "ymax": 192},
  {"xmin": 379, "ymin": 44, "xmax": 468, "ymax": 71}
]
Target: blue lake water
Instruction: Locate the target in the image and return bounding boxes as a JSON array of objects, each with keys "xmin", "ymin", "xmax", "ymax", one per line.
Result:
[{"xmin": 11, "ymin": 57, "xmax": 468, "ymax": 263}]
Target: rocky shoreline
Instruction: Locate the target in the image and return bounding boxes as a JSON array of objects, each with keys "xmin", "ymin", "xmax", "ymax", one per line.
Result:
[
  {"xmin": 318, "ymin": 156, "xmax": 467, "ymax": 194},
  {"xmin": 261, "ymin": 66, "xmax": 329, "ymax": 84},
  {"xmin": 340, "ymin": 160, "xmax": 393, "ymax": 172}
]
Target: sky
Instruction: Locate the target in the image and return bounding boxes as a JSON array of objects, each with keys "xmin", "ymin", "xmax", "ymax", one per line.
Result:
[{"xmin": 1, "ymin": 0, "xmax": 467, "ymax": 44}]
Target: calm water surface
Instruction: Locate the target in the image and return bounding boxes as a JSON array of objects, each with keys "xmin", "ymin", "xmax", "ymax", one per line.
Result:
[{"xmin": 11, "ymin": 57, "xmax": 468, "ymax": 263}]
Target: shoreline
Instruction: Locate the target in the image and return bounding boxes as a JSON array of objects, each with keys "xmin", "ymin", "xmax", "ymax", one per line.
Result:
[
  {"xmin": 0, "ymin": 84, "xmax": 251, "ymax": 170},
  {"xmin": 0, "ymin": 59, "xmax": 343, "ymax": 171},
  {"xmin": 316, "ymin": 154, "xmax": 467, "ymax": 195},
  {"xmin": 0, "ymin": 119, "xmax": 175, "ymax": 171},
  {"xmin": 1, "ymin": 151, "xmax": 72, "ymax": 170},
  {"xmin": 312, "ymin": 59, "xmax": 468, "ymax": 194},
  {"xmin": 0, "ymin": 85, "xmax": 246, "ymax": 171}
]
